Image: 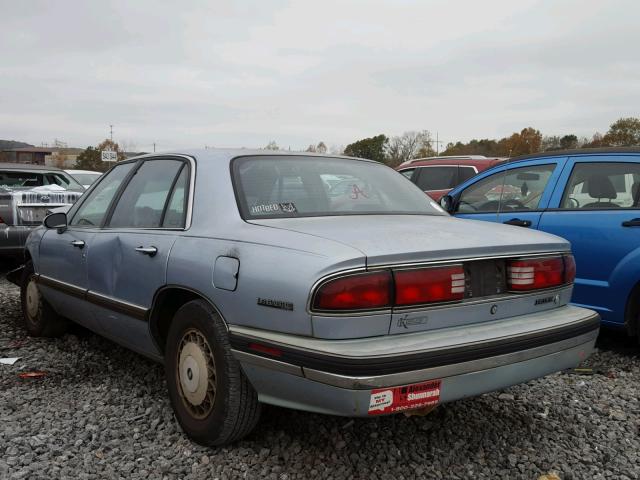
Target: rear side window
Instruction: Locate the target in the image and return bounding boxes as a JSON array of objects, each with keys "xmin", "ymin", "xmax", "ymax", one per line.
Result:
[
  {"xmin": 561, "ymin": 162, "xmax": 640, "ymax": 209},
  {"xmin": 108, "ymin": 159, "xmax": 184, "ymax": 228},
  {"xmin": 414, "ymin": 167, "xmax": 458, "ymax": 191},
  {"xmin": 233, "ymin": 156, "xmax": 445, "ymax": 219},
  {"xmin": 458, "ymin": 166, "xmax": 477, "ymax": 183}
]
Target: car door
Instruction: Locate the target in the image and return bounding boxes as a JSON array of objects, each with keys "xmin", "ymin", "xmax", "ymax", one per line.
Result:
[
  {"xmin": 37, "ymin": 162, "xmax": 136, "ymax": 330},
  {"xmin": 538, "ymin": 157, "xmax": 640, "ymax": 326},
  {"xmin": 86, "ymin": 157, "xmax": 191, "ymax": 356}
]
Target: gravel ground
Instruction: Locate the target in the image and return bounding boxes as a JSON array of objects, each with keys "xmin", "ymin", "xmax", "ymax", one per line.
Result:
[{"xmin": 1, "ymin": 264, "xmax": 639, "ymax": 480}]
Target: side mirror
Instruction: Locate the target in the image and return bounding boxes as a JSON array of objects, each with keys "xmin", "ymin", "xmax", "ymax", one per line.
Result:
[
  {"xmin": 44, "ymin": 212, "xmax": 67, "ymax": 229},
  {"xmin": 439, "ymin": 195, "xmax": 455, "ymax": 213}
]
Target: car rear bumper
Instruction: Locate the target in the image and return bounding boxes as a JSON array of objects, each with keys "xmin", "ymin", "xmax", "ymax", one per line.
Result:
[{"xmin": 230, "ymin": 305, "xmax": 599, "ymax": 416}]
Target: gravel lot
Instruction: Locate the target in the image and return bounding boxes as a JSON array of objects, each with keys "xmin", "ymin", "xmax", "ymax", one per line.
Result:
[{"xmin": 1, "ymin": 264, "xmax": 639, "ymax": 480}]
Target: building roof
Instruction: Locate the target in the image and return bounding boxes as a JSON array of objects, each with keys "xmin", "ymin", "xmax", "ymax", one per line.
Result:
[
  {"xmin": 0, "ymin": 162, "xmax": 63, "ymax": 171},
  {"xmin": 1, "ymin": 147, "xmax": 54, "ymax": 153}
]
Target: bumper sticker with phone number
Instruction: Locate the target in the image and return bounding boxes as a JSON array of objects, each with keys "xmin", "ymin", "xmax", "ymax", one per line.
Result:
[{"xmin": 368, "ymin": 379, "xmax": 442, "ymax": 415}]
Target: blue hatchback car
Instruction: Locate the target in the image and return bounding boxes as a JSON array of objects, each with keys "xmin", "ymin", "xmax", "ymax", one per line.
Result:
[{"xmin": 440, "ymin": 148, "xmax": 640, "ymax": 337}]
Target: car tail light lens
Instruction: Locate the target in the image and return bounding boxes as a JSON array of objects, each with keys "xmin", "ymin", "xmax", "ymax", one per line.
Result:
[
  {"xmin": 507, "ymin": 256, "xmax": 573, "ymax": 291},
  {"xmin": 563, "ymin": 254, "xmax": 576, "ymax": 284},
  {"xmin": 0, "ymin": 216, "xmax": 5, "ymax": 225},
  {"xmin": 313, "ymin": 271, "xmax": 392, "ymax": 311},
  {"xmin": 395, "ymin": 265, "xmax": 465, "ymax": 306}
]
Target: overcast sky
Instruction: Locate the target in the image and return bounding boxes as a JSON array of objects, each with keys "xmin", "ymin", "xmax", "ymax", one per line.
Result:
[{"xmin": 1, "ymin": 0, "xmax": 639, "ymax": 152}]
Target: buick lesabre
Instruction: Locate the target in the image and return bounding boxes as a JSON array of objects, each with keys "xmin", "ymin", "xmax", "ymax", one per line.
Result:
[{"xmin": 10, "ymin": 149, "xmax": 599, "ymax": 446}]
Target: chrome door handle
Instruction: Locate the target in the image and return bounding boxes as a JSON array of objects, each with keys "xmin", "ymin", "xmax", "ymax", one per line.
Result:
[
  {"xmin": 70, "ymin": 240, "xmax": 85, "ymax": 248},
  {"xmin": 135, "ymin": 246, "xmax": 158, "ymax": 257}
]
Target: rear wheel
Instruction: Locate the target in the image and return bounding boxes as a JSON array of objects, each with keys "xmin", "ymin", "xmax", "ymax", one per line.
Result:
[
  {"xmin": 20, "ymin": 261, "xmax": 69, "ymax": 337},
  {"xmin": 165, "ymin": 299, "xmax": 261, "ymax": 446}
]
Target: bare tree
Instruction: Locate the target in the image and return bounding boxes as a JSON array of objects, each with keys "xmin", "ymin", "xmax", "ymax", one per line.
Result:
[
  {"xmin": 316, "ymin": 141, "xmax": 327, "ymax": 154},
  {"xmin": 264, "ymin": 141, "xmax": 279, "ymax": 150},
  {"xmin": 386, "ymin": 130, "xmax": 433, "ymax": 166}
]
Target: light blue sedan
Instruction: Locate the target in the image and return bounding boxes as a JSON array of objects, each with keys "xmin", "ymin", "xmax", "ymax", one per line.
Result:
[{"xmin": 10, "ymin": 149, "xmax": 598, "ymax": 445}]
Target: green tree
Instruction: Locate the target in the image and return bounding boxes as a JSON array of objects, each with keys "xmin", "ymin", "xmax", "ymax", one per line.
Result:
[
  {"xmin": 343, "ymin": 134, "xmax": 388, "ymax": 163},
  {"xmin": 74, "ymin": 139, "xmax": 125, "ymax": 172},
  {"xmin": 602, "ymin": 117, "xmax": 640, "ymax": 146},
  {"xmin": 560, "ymin": 134, "xmax": 579, "ymax": 150}
]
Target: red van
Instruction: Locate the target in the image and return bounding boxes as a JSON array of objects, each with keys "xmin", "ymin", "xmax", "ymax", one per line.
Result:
[{"xmin": 397, "ymin": 156, "xmax": 506, "ymax": 201}]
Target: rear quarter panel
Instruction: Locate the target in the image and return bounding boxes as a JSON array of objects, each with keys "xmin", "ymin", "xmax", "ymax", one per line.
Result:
[{"xmin": 166, "ymin": 223, "xmax": 366, "ymax": 336}]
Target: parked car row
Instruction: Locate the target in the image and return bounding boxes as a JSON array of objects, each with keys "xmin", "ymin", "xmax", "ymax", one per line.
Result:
[
  {"xmin": 0, "ymin": 164, "xmax": 102, "ymax": 257},
  {"xmin": 7, "ymin": 149, "xmax": 600, "ymax": 446}
]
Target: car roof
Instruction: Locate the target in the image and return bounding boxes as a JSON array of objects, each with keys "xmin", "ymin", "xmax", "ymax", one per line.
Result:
[
  {"xmin": 65, "ymin": 169, "xmax": 102, "ymax": 174},
  {"xmin": 398, "ymin": 158, "xmax": 506, "ymax": 169},
  {"xmin": 510, "ymin": 146, "xmax": 640, "ymax": 162},
  {"xmin": 126, "ymin": 148, "xmax": 378, "ymax": 166},
  {"xmin": 0, "ymin": 162, "xmax": 64, "ymax": 172}
]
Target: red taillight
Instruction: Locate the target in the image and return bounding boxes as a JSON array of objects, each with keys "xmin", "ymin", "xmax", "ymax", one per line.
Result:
[
  {"xmin": 0, "ymin": 216, "xmax": 5, "ymax": 225},
  {"xmin": 395, "ymin": 265, "xmax": 465, "ymax": 306},
  {"xmin": 507, "ymin": 256, "xmax": 572, "ymax": 291},
  {"xmin": 313, "ymin": 271, "xmax": 392, "ymax": 311}
]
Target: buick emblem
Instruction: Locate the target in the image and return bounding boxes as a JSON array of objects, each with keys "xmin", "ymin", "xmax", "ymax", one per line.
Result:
[{"xmin": 40, "ymin": 195, "xmax": 50, "ymax": 203}]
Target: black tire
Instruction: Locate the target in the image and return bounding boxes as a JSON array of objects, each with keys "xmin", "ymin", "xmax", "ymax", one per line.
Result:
[
  {"xmin": 20, "ymin": 261, "xmax": 69, "ymax": 337},
  {"xmin": 165, "ymin": 299, "xmax": 261, "ymax": 446}
]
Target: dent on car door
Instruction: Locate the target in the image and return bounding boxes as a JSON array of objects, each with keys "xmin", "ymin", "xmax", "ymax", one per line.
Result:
[
  {"xmin": 87, "ymin": 158, "xmax": 190, "ymax": 356},
  {"xmin": 538, "ymin": 158, "xmax": 640, "ymax": 326},
  {"xmin": 37, "ymin": 162, "xmax": 135, "ymax": 330}
]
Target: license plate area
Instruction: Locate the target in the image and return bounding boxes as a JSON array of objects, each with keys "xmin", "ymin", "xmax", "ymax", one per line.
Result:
[
  {"xmin": 368, "ymin": 379, "xmax": 442, "ymax": 415},
  {"xmin": 464, "ymin": 259, "xmax": 507, "ymax": 298}
]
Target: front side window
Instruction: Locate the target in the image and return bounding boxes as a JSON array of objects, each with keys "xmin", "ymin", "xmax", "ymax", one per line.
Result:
[
  {"xmin": 108, "ymin": 159, "xmax": 184, "ymax": 228},
  {"xmin": 457, "ymin": 164, "xmax": 555, "ymax": 213},
  {"xmin": 414, "ymin": 166, "xmax": 458, "ymax": 191},
  {"xmin": 561, "ymin": 162, "xmax": 640, "ymax": 209},
  {"xmin": 234, "ymin": 156, "xmax": 445, "ymax": 219},
  {"xmin": 70, "ymin": 163, "xmax": 135, "ymax": 227}
]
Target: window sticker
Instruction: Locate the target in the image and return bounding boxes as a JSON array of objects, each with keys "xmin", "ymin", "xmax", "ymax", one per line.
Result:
[
  {"xmin": 368, "ymin": 379, "xmax": 441, "ymax": 415},
  {"xmin": 249, "ymin": 202, "xmax": 298, "ymax": 215}
]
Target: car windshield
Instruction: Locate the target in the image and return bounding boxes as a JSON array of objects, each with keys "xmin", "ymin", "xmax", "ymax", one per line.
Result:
[
  {"xmin": 233, "ymin": 156, "xmax": 446, "ymax": 219},
  {"xmin": 71, "ymin": 173, "xmax": 101, "ymax": 185},
  {"xmin": 0, "ymin": 170, "xmax": 84, "ymax": 191}
]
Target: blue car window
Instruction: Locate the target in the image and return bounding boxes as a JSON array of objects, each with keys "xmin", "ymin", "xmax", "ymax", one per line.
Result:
[
  {"xmin": 457, "ymin": 164, "xmax": 555, "ymax": 213},
  {"xmin": 498, "ymin": 164, "xmax": 556, "ymax": 212},
  {"xmin": 70, "ymin": 162, "xmax": 135, "ymax": 227},
  {"xmin": 560, "ymin": 162, "xmax": 640, "ymax": 209}
]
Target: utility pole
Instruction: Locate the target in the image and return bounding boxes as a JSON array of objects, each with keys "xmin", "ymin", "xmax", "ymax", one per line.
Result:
[
  {"xmin": 153, "ymin": 142, "xmax": 156, "ymax": 152},
  {"xmin": 110, "ymin": 125, "xmax": 114, "ymax": 142},
  {"xmin": 430, "ymin": 132, "xmax": 444, "ymax": 156}
]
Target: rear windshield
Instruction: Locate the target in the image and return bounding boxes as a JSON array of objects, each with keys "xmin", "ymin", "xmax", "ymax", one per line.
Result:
[
  {"xmin": 233, "ymin": 156, "xmax": 446, "ymax": 219},
  {"xmin": 71, "ymin": 173, "xmax": 101, "ymax": 185}
]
